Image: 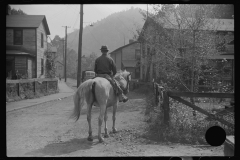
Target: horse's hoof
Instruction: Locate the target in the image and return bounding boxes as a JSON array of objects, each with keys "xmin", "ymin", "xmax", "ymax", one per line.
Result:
[
  {"xmin": 87, "ymin": 136, "xmax": 93, "ymax": 141},
  {"xmin": 104, "ymin": 134, "xmax": 110, "ymax": 138},
  {"xmin": 112, "ymin": 128, "xmax": 117, "ymax": 133},
  {"xmin": 98, "ymin": 137, "xmax": 104, "ymax": 143}
]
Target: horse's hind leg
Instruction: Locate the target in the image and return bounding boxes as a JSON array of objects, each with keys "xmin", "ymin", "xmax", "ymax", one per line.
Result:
[
  {"xmin": 87, "ymin": 104, "xmax": 93, "ymax": 141},
  {"xmin": 98, "ymin": 105, "xmax": 106, "ymax": 143},
  {"xmin": 112, "ymin": 104, "xmax": 118, "ymax": 133},
  {"xmin": 104, "ymin": 109, "xmax": 109, "ymax": 138}
]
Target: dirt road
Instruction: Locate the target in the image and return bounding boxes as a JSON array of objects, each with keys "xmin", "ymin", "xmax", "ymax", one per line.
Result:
[{"xmin": 7, "ymin": 88, "xmax": 223, "ymax": 157}]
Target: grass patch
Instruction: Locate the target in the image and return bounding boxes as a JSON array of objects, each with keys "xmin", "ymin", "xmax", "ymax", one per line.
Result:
[{"xmin": 143, "ymin": 94, "xmax": 234, "ymax": 145}]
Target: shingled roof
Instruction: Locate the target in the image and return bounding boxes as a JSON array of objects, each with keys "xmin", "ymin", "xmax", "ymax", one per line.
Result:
[
  {"xmin": 109, "ymin": 41, "xmax": 139, "ymax": 55},
  {"xmin": 6, "ymin": 15, "xmax": 50, "ymax": 35}
]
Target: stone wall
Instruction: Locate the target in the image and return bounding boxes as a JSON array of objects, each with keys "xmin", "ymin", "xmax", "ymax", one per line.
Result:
[{"xmin": 6, "ymin": 78, "xmax": 58, "ymax": 102}]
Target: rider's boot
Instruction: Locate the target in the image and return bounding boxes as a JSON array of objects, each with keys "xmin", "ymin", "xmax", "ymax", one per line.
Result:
[{"xmin": 118, "ymin": 93, "xmax": 128, "ymax": 103}]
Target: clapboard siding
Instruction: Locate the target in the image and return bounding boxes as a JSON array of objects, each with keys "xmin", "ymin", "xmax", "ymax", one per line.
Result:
[
  {"xmin": 6, "ymin": 29, "xmax": 36, "ymax": 55},
  {"xmin": 27, "ymin": 58, "xmax": 33, "ymax": 78},
  {"xmin": 122, "ymin": 43, "xmax": 140, "ymax": 60},
  {"xmin": 36, "ymin": 22, "xmax": 47, "ymax": 78},
  {"xmin": 15, "ymin": 56, "xmax": 27, "ymax": 75},
  {"xmin": 23, "ymin": 30, "xmax": 35, "ymax": 42},
  {"xmin": 32, "ymin": 58, "xmax": 36, "ymax": 78}
]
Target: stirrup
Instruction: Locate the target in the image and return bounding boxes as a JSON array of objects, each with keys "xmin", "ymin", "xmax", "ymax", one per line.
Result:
[
  {"xmin": 122, "ymin": 97, "xmax": 128, "ymax": 103},
  {"xmin": 119, "ymin": 95, "xmax": 128, "ymax": 103}
]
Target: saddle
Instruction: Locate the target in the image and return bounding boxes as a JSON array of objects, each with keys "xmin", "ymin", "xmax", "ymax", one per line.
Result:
[{"xmin": 95, "ymin": 74, "xmax": 119, "ymax": 95}]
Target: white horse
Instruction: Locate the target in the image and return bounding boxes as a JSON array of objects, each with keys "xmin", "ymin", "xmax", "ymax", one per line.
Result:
[{"xmin": 70, "ymin": 70, "xmax": 131, "ymax": 142}]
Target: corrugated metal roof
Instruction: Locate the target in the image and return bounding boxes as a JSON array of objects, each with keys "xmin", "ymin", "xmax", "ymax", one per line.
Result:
[
  {"xmin": 6, "ymin": 50, "xmax": 35, "ymax": 56},
  {"xmin": 122, "ymin": 60, "xmax": 137, "ymax": 67},
  {"xmin": 202, "ymin": 19, "xmax": 234, "ymax": 31},
  {"xmin": 6, "ymin": 15, "xmax": 50, "ymax": 35},
  {"xmin": 156, "ymin": 13, "xmax": 234, "ymax": 31}
]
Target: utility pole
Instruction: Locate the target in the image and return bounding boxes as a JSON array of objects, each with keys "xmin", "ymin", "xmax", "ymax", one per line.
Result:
[
  {"xmin": 60, "ymin": 39, "xmax": 65, "ymax": 69},
  {"xmin": 62, "ymin": 26, "xmax": 70, "ymax": 82},
  {"xmin": 77, "ymin": 4, "xmax": 84, "ymax": 88}
]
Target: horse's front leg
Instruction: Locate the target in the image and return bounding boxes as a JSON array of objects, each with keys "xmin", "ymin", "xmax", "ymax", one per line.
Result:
[
  {"xmin": 104, "ymin": 109, "xmax": 109, "ymax": 138},
  {"xmin": 98, "ymin": 105, "xmax": 106, "ymax": 143},
  {"xmin": 112, "ymin": 103, "xmax": 118, "ymax": 133}
]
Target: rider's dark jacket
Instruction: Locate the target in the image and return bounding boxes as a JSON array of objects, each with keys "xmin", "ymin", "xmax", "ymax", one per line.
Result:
[{"xmin": 94, "ymin": 54, "xmax": 117, "ymax": 76}]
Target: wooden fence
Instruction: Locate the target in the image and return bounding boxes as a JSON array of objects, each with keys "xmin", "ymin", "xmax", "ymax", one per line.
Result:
[
  {"xmin": 6, "ymin": 78, "xmax": 58, "ymax": 102},
  {"xmin": 153, "ymin": 82, "xmax": 234, "ymax": 128}
]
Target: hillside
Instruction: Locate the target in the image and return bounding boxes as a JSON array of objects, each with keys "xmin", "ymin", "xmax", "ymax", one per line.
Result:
[{"xmin": 66, "ymin": 7, "xmax": 145, "ymax": 57}]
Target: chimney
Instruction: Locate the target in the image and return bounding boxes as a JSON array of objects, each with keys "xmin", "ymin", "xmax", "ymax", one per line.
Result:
[{"xmin": 129, "ymin": 39, "xmax": 134, "ymax": 44}]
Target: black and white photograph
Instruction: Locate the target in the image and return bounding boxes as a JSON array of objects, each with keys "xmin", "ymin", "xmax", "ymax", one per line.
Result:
[{"xmin": 6, "ymin": 4, "xmax": 234, "ymax": 157}]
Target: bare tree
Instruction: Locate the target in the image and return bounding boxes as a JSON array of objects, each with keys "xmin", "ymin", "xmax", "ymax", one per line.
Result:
[{"xmin": 138, "ymin": 4, "xmax": 232, "ymax": 93}]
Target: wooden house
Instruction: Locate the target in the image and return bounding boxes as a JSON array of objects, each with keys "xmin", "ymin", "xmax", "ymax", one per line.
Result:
[
  {"xmin": 109, "ymin": 40, "xmax": 141, "ymax": 79},
  {"xmin": 6, "ymin": 15, "xmax": 50, "ymax": 79},
  {"xmin": 139, "ymin": 15, "xmax": 234, "ymax": 88}
]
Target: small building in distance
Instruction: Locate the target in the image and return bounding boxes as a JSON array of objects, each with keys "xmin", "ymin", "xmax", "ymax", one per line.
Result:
[{"xmin": 109, "ymin": 39, "xmax": 140, "ymax": 79}]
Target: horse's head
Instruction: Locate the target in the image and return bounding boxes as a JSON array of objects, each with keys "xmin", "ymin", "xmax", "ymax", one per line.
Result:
[{"xmin": 115, "ymin": 70, "xmax": 131, "ymax": 94}]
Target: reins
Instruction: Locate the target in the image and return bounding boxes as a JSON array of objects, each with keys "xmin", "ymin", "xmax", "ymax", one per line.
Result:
[{"xmin": 115, "ymin": 72, "xmax": 131, "ymax": 94}]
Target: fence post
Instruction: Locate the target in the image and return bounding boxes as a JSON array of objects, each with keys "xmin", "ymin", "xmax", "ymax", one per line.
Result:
[
  {"xmin": 17, "ymin": 82, "xmax": 20, "ymax": 96},
  {"xmin": 46, "ymin": 80, "xmax": 48, "ymax": 92},
  {"xmin": 163, "ymin": 91, "xmax": 170, "ymax": 126},
  {"xmin": 35, "ymin": 81, "xmax": 36, "ymax": 95},
  {"xmin": 155, "ymin": 84, "xmax": 159, "ymax": 105}
]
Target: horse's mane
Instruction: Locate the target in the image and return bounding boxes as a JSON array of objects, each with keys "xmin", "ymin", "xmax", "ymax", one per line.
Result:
[{"xmin": 114, "ymin": 70, "xmax": 130, "ymax": 80}]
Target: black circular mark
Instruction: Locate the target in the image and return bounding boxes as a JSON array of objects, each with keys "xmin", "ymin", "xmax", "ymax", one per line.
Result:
[{"xmin": 205, "ymin": 126, "xmax": 226, "ymax": 146}]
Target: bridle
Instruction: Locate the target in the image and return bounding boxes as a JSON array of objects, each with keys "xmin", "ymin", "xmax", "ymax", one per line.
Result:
[{"xmin": 121, "ymin": 73, "xmax": 131, "ymax": 95}]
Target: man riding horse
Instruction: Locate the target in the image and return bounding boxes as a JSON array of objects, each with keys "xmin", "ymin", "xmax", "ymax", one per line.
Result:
[{"xmin": 94, "ymin": 45, "xmax": 128, "ymax": 103}]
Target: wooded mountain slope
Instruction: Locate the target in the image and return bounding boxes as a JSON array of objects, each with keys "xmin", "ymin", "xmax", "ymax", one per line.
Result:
[{"xmin": 66, "ymin": 7, "xmax": 145, "ymax": 57}]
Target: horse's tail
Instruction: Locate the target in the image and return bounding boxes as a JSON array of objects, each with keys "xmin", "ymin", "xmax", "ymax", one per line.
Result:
[{"xmin": 70, "ymin": 79, "xmax": 96, "ymax": 122}]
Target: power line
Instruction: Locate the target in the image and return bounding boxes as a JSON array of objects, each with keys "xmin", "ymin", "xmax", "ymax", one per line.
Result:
[
  {"xmin": 65, "ymin": 5, "xmax": 77, "ymax": 26},
  {"xmin": 68, "ymin": 13, "xmax": 80, "ymax": 48},
  {"xmin": 90, "ymin": 31, "xmax": 101, "ymax": 46},
  {"xmin": 82, "ymin": 46, "xmax": 95, "ymax": 53},
  {"xmin": 47, "ymin": 5, "xmax": 71, "ymax": 21},
  {"xmin": 68, "ymin": 31, "xmax": 78, "ymax": 48},
  {"xmin": 104, "ymin": 6, "xmax": 136, "ymax": 38},
  {"xmin": 70, "ymin": 5, "xmax": 78, "ymax": 29}
]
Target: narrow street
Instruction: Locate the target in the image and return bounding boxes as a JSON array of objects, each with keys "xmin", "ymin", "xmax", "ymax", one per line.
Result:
[
  {"xmin": 6, "ymin": 4, "xmax": 233, "ymax": 157},
  {"xmin": 7, "ymin": 83, "xmax": 223, "ymax": 156}
]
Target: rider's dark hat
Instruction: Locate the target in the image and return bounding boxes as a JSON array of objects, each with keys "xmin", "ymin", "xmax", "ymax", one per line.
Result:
[{"xmin": 100, "ymin": 45, "xmax": 109, "ymax": 52}]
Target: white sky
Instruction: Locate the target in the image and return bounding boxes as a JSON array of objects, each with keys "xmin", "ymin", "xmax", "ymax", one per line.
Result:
[{"xmin": 10, "ymin": 4, "xmax": 153, "ymax": 40}]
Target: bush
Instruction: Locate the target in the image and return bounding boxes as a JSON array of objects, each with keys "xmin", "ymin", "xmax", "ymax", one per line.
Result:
[{"xmin": 145, "ymin": 95, "xmax": 234, "ymax": 145}]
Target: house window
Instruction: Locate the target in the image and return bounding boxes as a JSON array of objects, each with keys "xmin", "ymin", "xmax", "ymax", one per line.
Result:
[
  {"xmin": 135, "ymin": 49, "xmax": 140, "ymax": 60},
  {"xmin": 14, "ymin": 29, "xmax": 23, "ymax": 45},
  {"xmin": 142, "ymin": 45, "xmax": 145, "ymax": 58},
  {"xmin": 41, "ymin": 33, "xmax": 44, "ymax": 48},
  {"xmin": 41, "ymin": 58, "xmax": 44, "ymax": 75}
]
